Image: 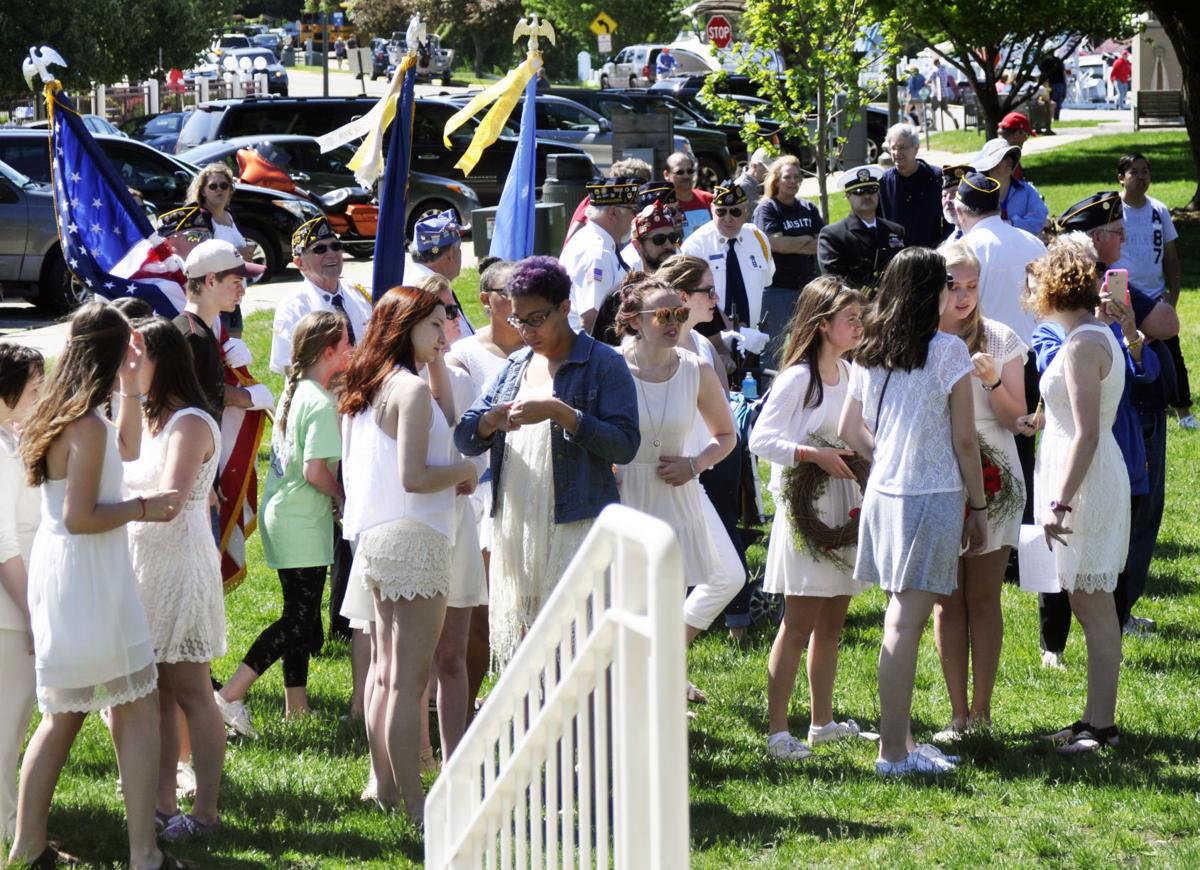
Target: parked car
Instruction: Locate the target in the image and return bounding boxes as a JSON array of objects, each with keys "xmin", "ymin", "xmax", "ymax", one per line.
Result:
[
  {"xmin": 387, "ymin": 33, "xmax": 454, "ymax": 82},
  {"xmin": 0, "ymin": 129, "xmax": 321, "ymax": 284},
  {"xmin": 219, "ymin": 48, "xmax": 289, "ymax": 96},
  {"xmin": 598, "ymin": 44, "xmax": 714, "ymax": 89},
  {"xmin": 251, "ymin": 33, "xmax": 285, "ymax": 61},
  {"xmin": 119, "ymin": 111, "xmax": 192, "ymax": 154},
  {"xmin": 0, "ymin": 158, "xmax": 78, "ymax": 312},
  {"xmin": 178, "ymin": 134, "xmax": 482, "ymax": 239},
  {"xmin": 24, "ymin": 114, "xmax": 126, "ymax": 137},
  {"xmin": 214, "ymin": 34, "xmax": 253, "ymax": 52},
  {"xmin": 546, "ymin": 87, "xmax": 737, "ymax": 188},
  {"xmin": 175, "ymin": 96, "xmax": 597, "ymax": 206},
  {"xmin": 447, "ymin": 93, "xmax": 693, "ymax": 173}
]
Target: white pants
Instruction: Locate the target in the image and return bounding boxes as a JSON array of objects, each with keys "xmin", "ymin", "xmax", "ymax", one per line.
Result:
[
  {"xmin": 0, "ymin": 629, "xmax": 35, "ymax": 841},
  {"xmin": 683, "ymin": 495, "xmax": 745, "ymax": 631}
]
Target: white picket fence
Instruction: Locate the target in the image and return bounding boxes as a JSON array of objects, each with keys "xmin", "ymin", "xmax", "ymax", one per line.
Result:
[{"xmin": 425, "ymin": 505, "xmax": 690, "ymax": 869}]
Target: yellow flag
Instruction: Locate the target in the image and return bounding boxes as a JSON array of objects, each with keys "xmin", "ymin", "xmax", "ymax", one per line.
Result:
[{"xmin": 442, "ymin": 55, "xmax": 538, "ymax": 176}]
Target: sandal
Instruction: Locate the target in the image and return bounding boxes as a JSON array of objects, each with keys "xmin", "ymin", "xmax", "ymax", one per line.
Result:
[
  {"xmin": 161, "ymin": 813, "xmax": 221, "ymax": 842},
  {"xmin": 154, "ymin": 809, "xmax": 175, "ymax": 832},
  {"xmin": 686, "ymin": 682, "xmax": 708, "ymax": 705},
  {"xmin": 1043, "ymin": 719, "xmax": 1089, "ymax": 746},
  {"xmin": 1057, "ymin": 724, "xmax": 1119, "ymax": 756}
]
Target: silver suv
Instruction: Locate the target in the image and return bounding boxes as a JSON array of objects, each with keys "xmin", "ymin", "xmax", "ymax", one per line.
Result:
[{"xmin": 0, "ymin": 159, "xmax": 80, "ymax": 313}]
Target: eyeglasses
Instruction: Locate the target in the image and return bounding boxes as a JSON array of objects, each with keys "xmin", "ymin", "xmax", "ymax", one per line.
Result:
[
  {"xmin": 1097, "ymin": 226, "xmax": 1127, "ymax": 239},
  {"xmin": 206, "ymin": 181, "xmax": 232, "ymax": 191},
  {"xmin": 644, "ymin": 232, "xmax": 681, "ymax": 246},
  {"xmin": 671, "ymin": 167, "xmax": 696, "ymax": 176},
  {"xmin": 848, "ymin": 185, "xmax": 879, "ymax": 196},
  {"xmin": 714, "ymin": 207, "xmax": 744, "ymax": 218},
  {"xmin": 507, "ymin": 307, "xmax": 557, "ymax": 329},
  {"xmin": 309, "ymin": 241, "xmax": 344, "ymax": 254},
  {"xmin": 639, "ymin": 306, "xmax": 690, "ymax": 325},
  {"xmin": 483, "ymin": 286, "xmax": 509, "ymax": 297}
]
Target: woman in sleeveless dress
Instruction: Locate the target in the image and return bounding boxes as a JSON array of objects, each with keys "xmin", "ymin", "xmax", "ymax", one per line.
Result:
[
  {"xmin": 932, "ymin": 241, "xmax": 1028, "ymax": 739},
  {"xmin": 124, "ymin": 319, "xmax": 228, "ymax": 841},
  {"xmin": 614, "ymin": 274, "xmax": 740, "ymax": 700},
  {"xmin": 13, "ymin": 303, "xmax": 181, "ymax": 869},
  {"xmin": 341, "ymin": 287, "xmax": 476, "ymax": 824},
  {"xmin": 749, "ymin": 276, "xmax": 870, "ymax": 761},
  {"xmin": 1030, "ymin": 242, "xmax": 1130, "ymax": 755}
]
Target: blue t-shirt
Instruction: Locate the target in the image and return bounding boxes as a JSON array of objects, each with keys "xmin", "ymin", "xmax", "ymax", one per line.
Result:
[{"xmin": 753, "ymin": 196, "xmax": 824, "ymax": 289}]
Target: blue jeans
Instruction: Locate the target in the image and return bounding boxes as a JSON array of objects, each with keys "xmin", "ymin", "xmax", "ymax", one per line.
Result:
[{"xmin": 1115, "ymin": 80, "xmax": 1130, "ymax": 110}]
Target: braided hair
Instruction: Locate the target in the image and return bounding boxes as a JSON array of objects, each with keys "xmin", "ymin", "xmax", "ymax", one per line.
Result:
[{"xmin": 277, "ymin": 310, "xmax": 348, "ymax": 440}]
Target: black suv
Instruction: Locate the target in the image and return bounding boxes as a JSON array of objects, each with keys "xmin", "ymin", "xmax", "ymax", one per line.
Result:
[
  {"xmin": 175, "ymin": 95, "xmax": 597, "ymax": 205},
  {"xmin": 0, "ymin": 129, "xmax": 321, "ymax": 283}
]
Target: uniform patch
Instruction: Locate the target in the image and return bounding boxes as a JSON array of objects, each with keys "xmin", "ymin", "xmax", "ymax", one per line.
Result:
[
  {"xmin": 593, "ymin": 267, "xmax": 604, "ymax": 281},
  {"xmin": 708, "ymin": 253, "xmax": 723, "ymax": 261},
  {"xmin": 749, "ymin": 255, "xmax": 759, "ymax": 268}
]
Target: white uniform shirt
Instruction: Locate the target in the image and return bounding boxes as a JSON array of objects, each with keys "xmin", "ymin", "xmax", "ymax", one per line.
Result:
[
  {"xmin": 681, "ymin": 221, "xmax": 774, "ymax": 329},
  {"xmin": 965, "ymin": 214, "xmax": 1046, "ymax": 346},
  {"xmin": 559, "ymin": 220, "xmax": 627, "ymax": 331},
  {"xmin": 270, "ymin": 277, "xmax": 374, "ymax": 373},
  {"xmin": 621, "ymin": 240, "xmax": 642, "ymax": 272}
]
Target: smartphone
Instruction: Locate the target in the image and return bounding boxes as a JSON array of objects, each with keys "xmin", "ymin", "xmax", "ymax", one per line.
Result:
[{"xmin": 1105, "ymin": 268, "xmax": 1130, "ymax": 308}]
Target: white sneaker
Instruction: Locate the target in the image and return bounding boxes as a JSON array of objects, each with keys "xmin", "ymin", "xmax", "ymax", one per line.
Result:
[
  {"xmin": 808, "ymin": 719, "xmax": 861, "ymax": 745},
  {"xmin": 766, "ymin": 734, "xmax": 814, "ymax": 761},
  {"xmin": 876, "ymin": 747, "xmax": 956, "ymax": 777},
  {"xmin": 916, "ymin": 742, "xmax": 961, "ymax": 765},
  {"xmin": 1178, "ymin": 414, "xmax": 1200, "ymax": 430},
  {"xmin": 213, "ymin": 691, "xmax": 258, "ymax": 738},
  {"xmin": 1041, "ymin": 650, "xmax": 1065, "ymax": 670}
]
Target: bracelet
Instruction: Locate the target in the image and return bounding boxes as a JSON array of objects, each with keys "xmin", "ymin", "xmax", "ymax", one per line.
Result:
[
  {"xmin": 1125, "ymin": 330, "xmax": 1145, "ymax": 351},
  {"xmin": 968, "ymin": 503, "xmax": 987, "ymax": 512},
  {"xmin": 687, "ymin": 457, "xmax": 698, "ymax": 479},
  {"xmin": 982, "ymin": 377, "xmax": 1001, "ymax": 392},
  {"xmin": 136, "ymin": 496, "xmax": 147, "ymax": 520},
  {"xmin": 797, "ymin": 445, "xmax": 807, "ymax": 462},
  {"xmin": 1049, "ymin": 500, "xmax": 1072, "ymax": 513},
  {"xmin": 120, "ymin": 391, "xmax": 145, "ymax": 402}
]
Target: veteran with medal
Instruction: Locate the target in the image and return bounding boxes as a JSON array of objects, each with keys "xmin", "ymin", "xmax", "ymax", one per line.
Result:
[{"xmin": 817, "ymin": 165, "xmax": 906, "ymax": 293}]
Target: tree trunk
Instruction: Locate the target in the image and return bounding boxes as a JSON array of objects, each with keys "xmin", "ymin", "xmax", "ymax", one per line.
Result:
[
  {"xmin": 471, "ymin": 27, "xmax": 485, "ymax": 79},
  {"xmin": 1148, "ymin": 2, "xmax": 1200, "ymax": 210},
  {"xmin": 816, "ymin": 75, "xmax": 829, "ymax": 222}
]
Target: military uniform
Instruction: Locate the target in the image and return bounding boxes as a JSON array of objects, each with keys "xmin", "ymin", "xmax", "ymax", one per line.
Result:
[{"xmin": 817, "ymin": 214, "xmax": 905, "ymax": 291}]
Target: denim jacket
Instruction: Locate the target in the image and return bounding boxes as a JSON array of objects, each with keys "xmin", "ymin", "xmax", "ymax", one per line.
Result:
[{"xmin": 454, "ymin": 330, "xmax": 640, "ymax": 524}]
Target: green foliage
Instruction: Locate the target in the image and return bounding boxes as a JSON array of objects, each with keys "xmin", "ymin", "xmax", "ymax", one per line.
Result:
[
  {"xmin": 0, "ymin": 0, "xmax": 233, "ymax": 98},
  {"xmin": 525, "ymin": 0, "xmax": 689, "ymax": 80}
]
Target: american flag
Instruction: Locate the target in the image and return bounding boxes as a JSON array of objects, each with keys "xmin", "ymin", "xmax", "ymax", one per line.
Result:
[{"xmin": 48, "ymin": 85, "xmax": 185, "ymax": 315}]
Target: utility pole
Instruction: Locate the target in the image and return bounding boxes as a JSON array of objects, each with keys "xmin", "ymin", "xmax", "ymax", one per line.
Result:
[{"xmin": 322, "ymin": 11, "xmax": 330, "ymax": 97}]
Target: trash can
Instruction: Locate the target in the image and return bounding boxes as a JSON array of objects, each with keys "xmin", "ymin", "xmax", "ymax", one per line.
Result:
[
  {"xmin": 471, "ymin": 202, "xmax": 567, "ymax": 259},
  {"xmin": 282, "ymin": 47, "xmax": 296, "ymax": 67},
  {"xmin": 541, "ymin": 153, "xmax": 597, "ymax": 218}
]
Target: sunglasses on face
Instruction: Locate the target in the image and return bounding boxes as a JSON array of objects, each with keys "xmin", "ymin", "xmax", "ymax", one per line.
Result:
[
  {"xmin": 309, "ymin": 241, "xmax": 344, "ymax": 255},
  {"xmin": 206, "ymin": 181, "xmax": 232, "ymax": 191},
  {"xmin": 684, "ymin": 285, "xmax": 718, "ymax": 297},
  {"xmin": 645, "ymin": 232, "xmax": 681, "ymax": 246},
  {"xmin": 640, "ymin": 306, "xmax": 690, "ymax": 326},
  {"xmin": 849, "ymin": 185, "xmax": 879, "ymax": 196},
  {"xmin": 442, "ymin": 304, "xmax": 461, "ymax": 321},
  {"xmin": 715, "ymin": 207, "xmax": 743, "ymax": 218},
  {"xmin": 671, "ymin": 167, "xmax": 696, "ymax": 176},
  {"xmin": 507, "ymin": 307, "xmax": 557, "ymax": 329}
]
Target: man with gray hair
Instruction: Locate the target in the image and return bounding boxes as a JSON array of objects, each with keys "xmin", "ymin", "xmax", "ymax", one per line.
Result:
[
  {"xmin": 878, "ymin": 122, "xmax": 944, "ymax": 248},
  {"xmin": 559, "ymin": 176, "xmax": 640, "ymax": 332},
  {"xmin": 734, "ymin": 147, "xmax": 773, "ymax": 214}
]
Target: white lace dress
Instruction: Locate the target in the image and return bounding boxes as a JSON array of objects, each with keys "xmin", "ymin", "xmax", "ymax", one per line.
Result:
[
  {"xmin": 27, "ymin": 414, "xmax": 157, "ymax": 713},
  {"xmin": 973, "ymin": 319, "xmax": 1027, "ymax": 553},
  {"xmin": 125, "ymin": 408, "xmax": 227, "ymax": 664},
  {"xmin": 1033, "ymin": 323, "xmax": 1129, "ymax": 592}
]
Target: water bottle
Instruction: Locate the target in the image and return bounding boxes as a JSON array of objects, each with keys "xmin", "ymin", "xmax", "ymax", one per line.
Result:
[{"xmin": 741, "ymin": 372, "xmax": 758, "ymax": 400}]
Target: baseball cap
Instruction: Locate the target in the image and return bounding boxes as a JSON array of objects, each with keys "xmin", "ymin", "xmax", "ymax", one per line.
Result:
[
  {"xmin": 183, "ymin": 239, "xmax": 265, "ymax": 280},
  {"xmin": 998, "ymin": 112, "xmax": 1035, "ymax": 136}
]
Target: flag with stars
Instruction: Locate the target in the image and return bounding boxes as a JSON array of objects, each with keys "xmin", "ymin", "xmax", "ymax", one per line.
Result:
[{"xmin": 47, "ymin": 83, "xmax": 185, "ymax": 315}]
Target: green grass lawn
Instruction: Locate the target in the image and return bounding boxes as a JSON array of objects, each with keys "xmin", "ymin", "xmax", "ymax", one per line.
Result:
[
  {"xmin": 39, "ymin": 133, "xmax": 1200, "ymax": 866},
  {"xmin": 925, "ymin": 119, "xmax": 1104, "ymax": 155}
]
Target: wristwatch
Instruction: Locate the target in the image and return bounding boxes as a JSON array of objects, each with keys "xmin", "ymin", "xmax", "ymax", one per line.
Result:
[{"xmin": 1049, "ymin": 500, "xmax": 1072, "ymax": 514}]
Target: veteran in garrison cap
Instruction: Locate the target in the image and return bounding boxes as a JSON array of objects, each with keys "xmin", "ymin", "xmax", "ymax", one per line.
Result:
[
  {"xmin": 158, "ymin": 205, "xmax": 214, "ymax": 259},
  {"xmin": 940, "ymin": 163, "xmax": 970, "ymax": 241},
  {"xmin": 560, "ymin": 176, "xmax": 641, "ymax": 333},
  {"xmin": 817, "ymin": 165, "xmax": 905, "ymax": 292},
  {"xmin": 269, "ymin": 215, "xmax": 373, "ymax": 374},
  {"xmin": 681, "ymin": 180, "xmax": 774, "ymax": 328}
]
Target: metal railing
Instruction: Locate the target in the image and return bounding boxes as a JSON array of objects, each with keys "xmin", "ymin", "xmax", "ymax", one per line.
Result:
[{"xmin": 425, "ymin": 504, "xmax": 690, "ymax": 869}]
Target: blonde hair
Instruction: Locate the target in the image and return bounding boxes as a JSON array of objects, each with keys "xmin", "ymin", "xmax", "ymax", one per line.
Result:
[
  {"xmin": 415, "ymin": 273, "xmax": 452, "ymax": 299},
  {"xmin": 186, "ymin": 162, "xmax": 236, "ymax": 210},
  {"xmin": 764, "ymin": 155, "xmax": 802, "ymax": 200},
  {"xmin": 1026, "ymin": 238, "xmax": 1102, "ymax": 317},
  {"xmin": 939, "ymin": 239, "xmax": 986, "ymax": 354}
]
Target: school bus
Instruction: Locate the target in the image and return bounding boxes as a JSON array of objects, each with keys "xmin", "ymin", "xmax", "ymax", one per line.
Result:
[{"xmin": 298, "ymin": 10, "xmax": 359, "ymax": 51}]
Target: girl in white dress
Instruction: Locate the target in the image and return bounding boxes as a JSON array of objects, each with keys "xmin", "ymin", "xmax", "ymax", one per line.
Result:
[
  {"xmin": 340, "ymin": 287, "xmax": 476, "ymax": 824},
  {"xmin": 1030, "ymin": 242, "xmax": 1129, "ymax": 755},
  {"xmin": 749, "ymin": 277, "xmax": 870, "ymax": 761},
  {"xmin": 12, "ymin": 303, "xmax": 181, "ymax": 870},
  {"xmin": 932, "ymin": 241, "xmax": 1028, "ymax": 739},
  {"xmin": 124, "ymin": 319, "xmax": 227, "ymax": 841},
  {"xmin": 615, "ymin": 274, "xmax": 741, "ymax": 699},
  {"xmin": 0, "ymin": 344, "xmax": 43, "ymax": 844}
]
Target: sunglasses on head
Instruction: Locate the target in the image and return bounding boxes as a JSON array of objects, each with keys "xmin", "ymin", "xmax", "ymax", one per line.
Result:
[
  {"xmin": 645, "ymin": 231, "xmax": 681, "ymax": 246},
  {"xmin": 640, "ymin": 306, "xmax": 690, "ymax": 326},
  {"xmin": 309, "ymin": 241, "xmax": 344, "ymax": 255},
  {"xmin": 714, "ymin": 207, "xmax": 743, "ymax": 218},
  {"xmin": 206, "ymin": 181, "xmax": 232, "ymax": 191}
]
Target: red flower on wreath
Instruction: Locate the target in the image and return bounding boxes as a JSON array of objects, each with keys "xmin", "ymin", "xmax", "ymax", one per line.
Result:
[
  {"xmin": 982, "ymin": 456, "xmax": 1002, "ymax": 500},
  {"xmin": 849, "ymin": 508, "xmax": 861, "ymax": 520}
]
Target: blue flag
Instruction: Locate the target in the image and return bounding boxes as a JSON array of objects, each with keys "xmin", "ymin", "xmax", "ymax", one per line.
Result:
[
  {"xmin": 48, "ymin": 86, "xmax": 185, "ymax": 316},
  {"xmin": 488, "ymin": 76, "xmax": 538, "ymax": 260},
  {"xmin": 372, "ymin": 65, "xmax": 417, "ymax": 301}
]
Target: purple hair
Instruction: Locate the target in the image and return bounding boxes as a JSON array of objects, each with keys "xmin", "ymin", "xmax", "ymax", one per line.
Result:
[{"xmin": 509, "ymin": 255, "xmax": 571, "ymax": 305}]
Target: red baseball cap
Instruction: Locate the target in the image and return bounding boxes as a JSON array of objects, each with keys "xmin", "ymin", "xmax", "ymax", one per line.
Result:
[{"xmin": 999, "ymin": 112, "xmax": 1036, "ymax": 136}]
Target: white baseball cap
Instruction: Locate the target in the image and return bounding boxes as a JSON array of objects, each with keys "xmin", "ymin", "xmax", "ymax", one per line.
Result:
[
  {"xmin": 182, "ymin": 239, "xmax": 266, "ymax": 280},
  {"xmin": 750, "ymin": 147, "xmax": 774, "ymax": 168}
]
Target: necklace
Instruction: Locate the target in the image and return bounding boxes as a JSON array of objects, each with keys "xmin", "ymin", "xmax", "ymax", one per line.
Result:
[{"xmin": 633, "ymin": 347, "xmax": 675, "ymax": 449}]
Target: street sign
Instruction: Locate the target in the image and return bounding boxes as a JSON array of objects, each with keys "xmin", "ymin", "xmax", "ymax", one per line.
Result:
[
  {"xmin": 706, "ymin": 15, "xmax": 733, "ymax": 49},
  {"xmin": 590, "ymin": 12, "xmax": 618, "ymax": 36},
  {"xmin": 598, "ymin": 34, "xmax": 613, "ymax": 54}
]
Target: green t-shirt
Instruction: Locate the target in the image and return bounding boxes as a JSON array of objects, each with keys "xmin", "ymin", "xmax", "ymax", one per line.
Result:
[{"xmin": 260, "ymin": 379, "xmax": 341, "ymax": 569}]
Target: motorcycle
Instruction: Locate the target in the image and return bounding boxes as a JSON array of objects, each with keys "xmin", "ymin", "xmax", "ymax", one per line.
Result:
[{"xmin": 236, "ymin": 143, "xmax": 378, "ymax": 259}]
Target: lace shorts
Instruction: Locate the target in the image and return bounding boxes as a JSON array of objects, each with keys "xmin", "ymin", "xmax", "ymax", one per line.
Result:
[{"xmin": 356, "ymin": 519, "xmax": 451, "ymax": 602}]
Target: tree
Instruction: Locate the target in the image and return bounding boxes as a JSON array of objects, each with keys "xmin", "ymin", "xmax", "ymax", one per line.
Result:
[
  {"xmin": 524, "ymin": 0, "xmax": 687, "ymax": 81},
  {"xmin": 699, "ymin": 0, "xmax": 897, "ymax": 219},
  {"xmin": 0, "ymin": 0, "xmax": 231, "ymax": 99},
  {"xmin": 870, "ymin": 0, "xmax": 1137, "ymax": 137},
  {"xmin": 1144, "ymin": 3, "xmax": 1200, "ymax": 209}
]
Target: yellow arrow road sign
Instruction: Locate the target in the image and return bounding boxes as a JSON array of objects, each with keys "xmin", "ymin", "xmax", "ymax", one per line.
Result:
[{"xmin": 590, "ymin": 12, "xmax": 618, "ymax": 35}]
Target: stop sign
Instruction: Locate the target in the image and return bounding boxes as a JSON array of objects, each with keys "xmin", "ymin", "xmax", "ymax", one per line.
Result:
[{"xmin": 706, "ymin": 15, "xmax": 733, "ymax": 49}]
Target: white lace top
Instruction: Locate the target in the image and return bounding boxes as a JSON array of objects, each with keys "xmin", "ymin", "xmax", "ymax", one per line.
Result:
[
  {"xmin": 972, "ymin": 319, "xmax": 1028, "ymax": 427},
  {"xmin": 849, "ymin": 331, "xmax": 974, "ymax": 496}
]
